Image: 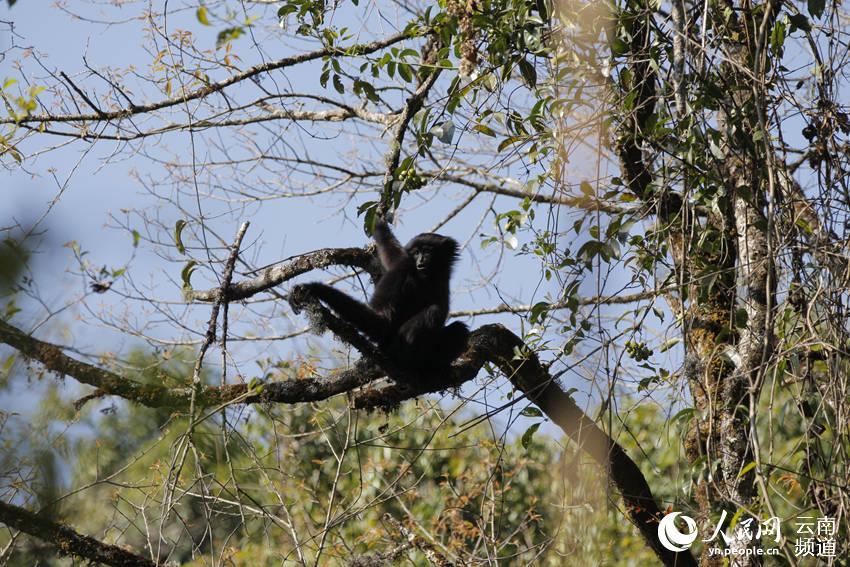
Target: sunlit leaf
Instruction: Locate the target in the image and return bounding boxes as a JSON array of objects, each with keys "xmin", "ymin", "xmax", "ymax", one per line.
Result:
[
  {"xmin": 181, "ymin": 260, "xmax": 198, "ymax": 289},
  {"xmin": 196, "ymin": 6, "xmax": 210, "ymax": 26},
  {"xmin": 521, "ymin": 422, "xmax": 541, "ymax": 450},
  {"xmin": 174, "ymin": 220, "xmax": 187, "ymax": 255}
]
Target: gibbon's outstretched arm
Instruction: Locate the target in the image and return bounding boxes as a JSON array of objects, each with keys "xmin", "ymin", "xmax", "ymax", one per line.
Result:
[
  {"xmin": 373, "ymin": 218, "xmax": 407, "ymax": 270},
  {"xmin": 294, "ymin": 283, "xmax": 388, "ymax": 343}
]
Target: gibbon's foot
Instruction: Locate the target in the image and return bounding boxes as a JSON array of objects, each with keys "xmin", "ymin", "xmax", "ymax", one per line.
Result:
[
  {"xmin": 288, "ymin": 284, "xmax": 328, "ymax": 333},
  {"xmin": 287, "ymin": 284, "xmax": 310, "ymax": 314}
]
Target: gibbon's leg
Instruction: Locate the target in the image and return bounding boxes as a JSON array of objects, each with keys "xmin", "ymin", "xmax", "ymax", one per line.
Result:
[
  {"xmin": 397, "ymin": 305, "xmax": 446, "ymax": 347},
  {"xmin": 294, "ymin": 283, "xmax": 388, "ymax": 342},
  {"xmin": 437, "ymin": 321, "xmax": 470, "ymax": 364},
  {"xmin": 395, "ymin": 308, "xmax": 471, "ymax": 369},
  {"xmin": 391, "ymin": 319, "xmax": 469, "ymax": 370},
  {"xmin": 378, "ymin": 306, "xmax": 440, "ymax": 368}
]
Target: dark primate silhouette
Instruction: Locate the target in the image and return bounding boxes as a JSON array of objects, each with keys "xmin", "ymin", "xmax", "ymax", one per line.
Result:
[{"xmin": 293, "ymin": 218, "xmax": 469, "ymax": 370}]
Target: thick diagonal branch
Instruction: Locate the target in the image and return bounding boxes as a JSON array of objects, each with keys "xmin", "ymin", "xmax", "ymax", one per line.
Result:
[
  {"xmin": 351, "ymin": 324, "xmax": 696, "ymax": 567},
  {"xmin": 0, "ymin": 317, "xmax": 380, "ymax": 409},
  {"xmin": 0, "ymin": 500, "xmax": 155, "ymax": 567},
  {"xmin": 0, "ymin": 319, "xmax": 192, "ymax": 408}
]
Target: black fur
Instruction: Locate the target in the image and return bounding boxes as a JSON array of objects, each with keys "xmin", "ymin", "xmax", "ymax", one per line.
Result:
[{"xmin": 293, "ymin": 219, "xmax": 469, "ymax": 370}]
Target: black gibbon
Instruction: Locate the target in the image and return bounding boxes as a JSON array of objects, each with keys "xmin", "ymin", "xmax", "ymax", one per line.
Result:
[{"xmin": 292, "ymin": 218, "xmax": 469, "ymax": 370}]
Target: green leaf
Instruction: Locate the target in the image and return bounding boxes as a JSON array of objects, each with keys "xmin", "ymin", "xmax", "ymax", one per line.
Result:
[
  {"xmin": 131, "ymin": 230, "xmax": 141, "ymax": 248},
  {"xmin": 738, "ymin": 461, "xmax": 757, "ymax": 478},
  {"xmin": 610, "ymin": 37, "xmax": 628, "ymax": 57},
  {"xmin": 770, "ymin": 19, "xmax": 787, "ymax": 56},
  {"xmin": 332, "ymin": 74, "xmax": 344, "ymax": 94},
  {"xmin": 658, "ymin": 338, "xmax": 681, "ymax": 353},
  {"xmin": 521, "ymin": 422, "xmax": 541, "ymax": 450},
  {"xmin": 354, "ymin": 79, "xmax": 377, "ymax": 101},
  {"xmin": 497, "ymin": 137, "xmax": 520, "ymax": 152},
  {"xmin": 433, "ymin": 121, "xmax": 455, "ymax": 144},
  {"xmin": 216, "ymin": 26, "xmax": 244, "ymax": 49},
  {"xmin": 520, "ymin": 407, "xmax": 543, "ymax": 418},
  {"xmin": 1, "ymin": 355, "xmax": 15, "ymax": 376},
  {"xmin": 196, "ymin": 6, "xmax": 210, "ymax": 26},
  {"xmin": 357, "ymin": 200, "xmax": 377, "ymax": 216},
  {"xmin": 174, "ymin": 220, "xmax": 187, "ymax": 255},
  {"xmin": 529, "ymin": 301, "xmax": 549, "ymax": 323},
  {"xmin": 473, "ymin": 124, "xmax": 496, "ymax": 137},
  {"xmin": 277, "ymin": 5, "xmax": 297, "ymax": 19},
  {"xmin": 3, "ymin": 301, "xmax": 21, "ymax": 319},
  {"xmin": 181, "ymin": 260, "xmax": 198, "ymax": 290},
  {"xmin": 795, "ymin": 217, "xmax": 814, "ymax": 235},
  {"xmin": 518, "ymin": 58, "xmax": 537, "ymax": 88},
  {"xmin": 397, "ymin": 63, "xmax": 413, "ymax": 82},
  {"xmin": 673, "ymin": 407, "xmax": 695, "ymax": 423}
]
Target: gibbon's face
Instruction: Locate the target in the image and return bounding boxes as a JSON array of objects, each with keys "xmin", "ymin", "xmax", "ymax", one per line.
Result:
[
  {"xmin": 406, "ymin": 234, "xmax": 459, "ymax": 274},
  {"xmin": 410, "ymin": 242, "xmax": 434, "ymax": 271}
]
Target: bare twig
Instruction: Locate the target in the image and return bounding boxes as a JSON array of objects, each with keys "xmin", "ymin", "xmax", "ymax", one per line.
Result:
[
  {"xmin": 59, "ymin": 71, "xmax": 107, "ymax": 118},
  {"xmin": 188, "ymin": 221, "xmax": 250, "ymax": 416},
  {"xmin": 384, "ymin": 514, "xmax": 453, "ymax": 567}
]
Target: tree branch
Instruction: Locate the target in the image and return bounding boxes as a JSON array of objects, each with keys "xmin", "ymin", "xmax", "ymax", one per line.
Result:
[
  {"xmin": 380, "ymin": 65, "xmax": 441, "ymax": 207},
  {"xmin": 188, "ymin": 247, "xmax": 379, "ymax": 302},
  {"xmin": 450, "ymin": 288, "xmax": 665, "ymax": 317},
  {"xmin": 21, "ymin": 105, "xmax": 397, "ymax": 142},
  {"xmin": 188, "ymin": 221, "xmax": 249, "ymax": 420},
  {"xmin": 351, "ymin": 324, "xmax": 696, "ymax": 567},
  {"xmin": 0, "ymin": 319, "xmax": 192, "ymax": 408},
  {"xmin": 425, "ymin": 172, "xmax": 631, "ymax": 214},
  {"xmin": 191, "ymin": 246, "xmax": 663, "ymax": 313},
  {"xmin": 256, "ymin": 100, "xmax": 395, "ymax": 126},
  {"xmin": 2, "ymin": 31, "xmax": 413, "ymax": 126},
  {"xmin": 0, "ymin": 500, "xmax": 155, "ymax": 567}
]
